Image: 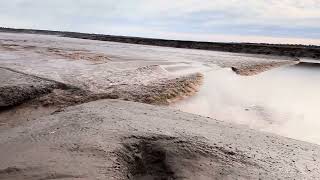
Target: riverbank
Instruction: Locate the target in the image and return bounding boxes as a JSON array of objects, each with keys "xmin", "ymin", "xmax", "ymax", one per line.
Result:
[{"xmin": 1, "ymin": 32, "xmax": 320, "ymax": 179}]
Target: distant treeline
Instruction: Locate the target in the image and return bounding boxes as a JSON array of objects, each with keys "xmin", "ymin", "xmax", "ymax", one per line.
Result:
[{"xmin": 1, "ymin": 27, "xmax": 320, "ymax": 59}]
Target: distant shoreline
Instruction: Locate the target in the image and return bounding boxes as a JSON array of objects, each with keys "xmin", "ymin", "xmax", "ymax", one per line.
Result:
[{"xmin": 1, "ymin": 27, "xmax": 320, "ymax": 59}]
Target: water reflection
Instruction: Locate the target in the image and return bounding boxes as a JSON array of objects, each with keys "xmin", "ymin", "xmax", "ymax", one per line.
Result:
[{"xmin": 172, "ymin": 63, "xmax": 320, "ymax": 144}]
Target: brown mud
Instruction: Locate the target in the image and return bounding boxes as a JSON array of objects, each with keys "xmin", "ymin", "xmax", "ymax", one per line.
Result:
[
  {"xmin": 1, "ymin": 32, "xmax": 319, "ymax": 179},
  {"xmin": 1, "ymin": 100, "xmax": 320, "ymax": 179},
  {"xmin": 0, "ymin": 64, "xmax": 203, "ymax": 127},
  {"xmin": 231, "ymin": 60, "xmax": 299, "ymax": 76}
]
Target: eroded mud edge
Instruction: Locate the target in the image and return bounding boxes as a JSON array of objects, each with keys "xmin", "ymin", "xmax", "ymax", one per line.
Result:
[
  {"xmin": 231, "ymin": 60, "xmax": 299, "ymax": 76},
  {"xmin": 0, "ymin": 66, "xmax": 203, "ymax": 126}
]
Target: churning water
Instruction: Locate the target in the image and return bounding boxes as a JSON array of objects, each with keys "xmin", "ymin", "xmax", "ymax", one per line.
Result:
[{"xmin": 172, "ymin": 62, "xmax": 320, "ymax": 144}]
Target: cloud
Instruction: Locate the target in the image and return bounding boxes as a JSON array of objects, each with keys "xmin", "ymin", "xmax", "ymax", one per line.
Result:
[{"xmin": 1, "ymin": 0, "xmax": 320, "ymax": 44}]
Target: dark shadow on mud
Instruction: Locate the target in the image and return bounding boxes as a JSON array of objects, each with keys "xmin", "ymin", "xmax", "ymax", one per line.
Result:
[
  {"xmin": 117, "ymin": 135, "xmax": 260, "ymax": 180},
  {"xmin": 118, "ymin": 136, "xmax": 176, "ymax": 180},
  {"xmin": 296, "ymin": 61, "xmax": 320, "ymax": 68}
]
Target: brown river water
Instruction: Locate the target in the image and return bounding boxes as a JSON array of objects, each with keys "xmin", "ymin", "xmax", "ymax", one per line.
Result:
[{"xmin": 172, "ymin": 62, "xmax": 320, "ymax": 145}]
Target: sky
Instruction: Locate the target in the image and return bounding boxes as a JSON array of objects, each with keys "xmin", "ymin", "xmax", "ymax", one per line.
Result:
[{"xmin": 1, "ymin": 0, "xmax": 320, "ymax": 45}]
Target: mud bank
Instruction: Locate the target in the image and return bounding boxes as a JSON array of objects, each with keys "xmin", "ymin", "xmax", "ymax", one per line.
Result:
[
  {"xmin": 231, "ymin": 60, "xmax": 299, "ymax": 76},
  {"xmin": 0, "ymin": 64, "xmax": 202, "ymax": 128},
  {"xmin": 1, "ymin": 99, "xmax": 320, "ymax": 180},
  {"xmin": 104, "ymin": 65, "xmax": 203, "ymax": 105},
  {"xmin": 0, "ymin": 67, "xmax": 70, "ymax": 108}
]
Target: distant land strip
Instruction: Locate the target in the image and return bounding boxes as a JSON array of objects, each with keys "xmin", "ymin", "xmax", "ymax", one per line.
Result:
[{"xmin": 1, "ymin": 27, "xmax": 320, "ymax": 59}]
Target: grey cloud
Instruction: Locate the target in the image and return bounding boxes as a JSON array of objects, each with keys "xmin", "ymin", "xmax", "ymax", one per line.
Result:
[{"xmin": 0, "ymin": 0, "xmax": 320, "ymax": 44}]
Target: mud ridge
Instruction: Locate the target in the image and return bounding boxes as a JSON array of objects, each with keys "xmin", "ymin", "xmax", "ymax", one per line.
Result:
[
  {"xmin": 0, "ymin": 67, "xmax": 72, "ymax": 89},
  {"xmin": 0, "ymin": 65, "xmax": 203, "ymax": 127},
  {"xmin": 0, "ymin": 67, "xmax": 73, "ymax": 109},
  {"xmin": 231, "ymin": 60, "xmax": 299, "ymax": 76},
  {"xmin": 111, "ymin": 73, "xmax": 203, "ymax": 105},
  {"xmin": 106, "ymin": 65, "xmax": 204, "ymax": 105}
]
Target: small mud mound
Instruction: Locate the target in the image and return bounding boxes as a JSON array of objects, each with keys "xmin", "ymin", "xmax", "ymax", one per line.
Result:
[
  {"xmin": 111, "ymin": 74, "xmax": 203, "ymax": 105},
  {"xmin": 117, "ymin": 135, "xmax": 261, "ymax": 180},
  {"xmin": 22, "ymin": 65, "xmax": 203, "ymax": 107},
  {"xmin": 108, "ymin": 65, "xmax": 204, "ymax": 105},
  {"xmin": 34, "ymin": 89, "xmax": 119, "ymax": 108},
  {"xmin": 0, "ymin": 88, "xmax": 120, "ymax": 128},
  {"xmin": 0, "ymin": 68, "xmax": 69, "ymax": 108},
  {"xmin": 0, "ymin": 85, "xmax": 55, "ymax": 108},
  {"xmin": 231, "ymin": 60, "xmax": 298, "ymax": 76},
  {"xmin": 45, "ymin": 47, "xmax": 111, "ymax": 62}
]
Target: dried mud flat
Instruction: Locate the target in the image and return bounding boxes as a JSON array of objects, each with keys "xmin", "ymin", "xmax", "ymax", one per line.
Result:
[{"xmin": 1, "ymin": 32, "xmax": 320, "ymax": 179}]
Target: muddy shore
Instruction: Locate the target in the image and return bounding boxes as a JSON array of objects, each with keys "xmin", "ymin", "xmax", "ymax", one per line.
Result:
[
  {"xmin": 1, "ymin": 99, "xmax": 320, "ymax": 180},
  {"xmin": 1, "ymin": 27, "xmax": 320, "ymax": 59},
  {"xmin": 1, "ymin": 32, "xmax": 320, "ymax": 179}
]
